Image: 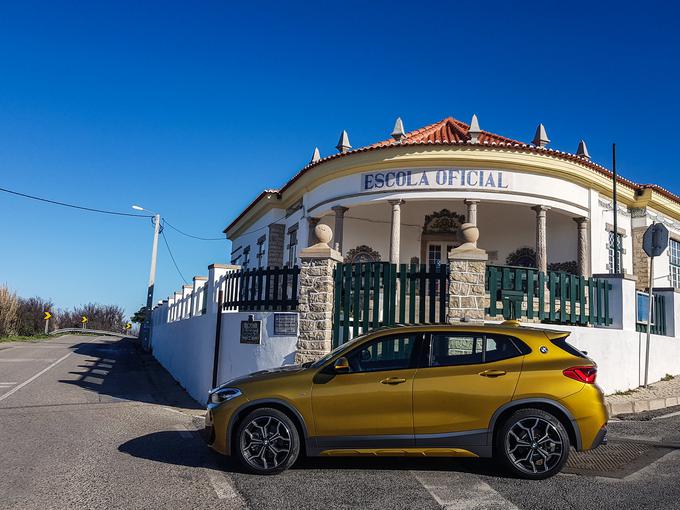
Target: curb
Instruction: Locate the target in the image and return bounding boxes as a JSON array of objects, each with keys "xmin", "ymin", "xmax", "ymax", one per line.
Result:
[{"xmin": 606, "ymin": 396, "xmax": 680, "ymax": 416}]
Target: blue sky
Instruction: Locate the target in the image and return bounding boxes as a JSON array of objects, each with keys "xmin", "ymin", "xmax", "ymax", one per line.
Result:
[{"xmin": 1, "ymin": 1, "xmax": 678, "ymax": 317}]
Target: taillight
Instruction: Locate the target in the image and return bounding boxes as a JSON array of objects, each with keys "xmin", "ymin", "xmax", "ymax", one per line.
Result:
[{"xmin": 563, "ymin": 366, "xmax": 597, "ymax": 384}]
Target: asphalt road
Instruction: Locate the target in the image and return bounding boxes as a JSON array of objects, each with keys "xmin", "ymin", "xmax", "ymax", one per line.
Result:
[{"xmin": 1, "ymin": 335, "xmax": 680, "ymax": 510}]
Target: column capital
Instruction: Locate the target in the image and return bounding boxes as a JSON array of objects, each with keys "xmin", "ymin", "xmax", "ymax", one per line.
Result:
[
  {"xmin": 573, "ymin": 216, "xmax": 589, "ymax": 226},
  {"xmin": 464, "ymin": 199, "xmax": 480, "ymax": 205},
  {"xmin": 388, "ymin": 199, "xmax": 405, "ymax": 206},
  {"xmin": 531, "ymin": 204, "xmax": 550, "ymax": 214},
  {"xmin": 331, "ymin": 205, "xmax": 349, "ymax": 214}
]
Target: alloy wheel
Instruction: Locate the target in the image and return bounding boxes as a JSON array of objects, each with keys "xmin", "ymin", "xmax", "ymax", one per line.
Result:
[
  {"xmin": 504, "ymin": 416, "xmax": 564, "ymax": 475},
  {"xmin": 240, "ymin": 415, "xmax": 292, "ymax": 471}
]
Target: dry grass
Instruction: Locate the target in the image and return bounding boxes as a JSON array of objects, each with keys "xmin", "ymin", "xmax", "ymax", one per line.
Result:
[{"xmin": 0, "ymin": 284, "xmax": 19, "ymax": 337}]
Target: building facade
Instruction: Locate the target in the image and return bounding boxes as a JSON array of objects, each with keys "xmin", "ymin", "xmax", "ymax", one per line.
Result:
[{"xmin": 225, "ymin": 116, "xmax": 680, "ymax": 291}]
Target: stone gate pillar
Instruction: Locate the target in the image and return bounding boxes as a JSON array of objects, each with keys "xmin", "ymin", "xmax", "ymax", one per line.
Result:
[
  {"xmin": 295, "ymin": 224, "xmax": 342, "ymax": 364},
  {"xmin": 447, "ymin": 223, "xmax": 488, "ymax": 323}
]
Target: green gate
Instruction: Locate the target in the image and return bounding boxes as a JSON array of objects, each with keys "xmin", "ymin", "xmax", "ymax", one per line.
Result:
[
  {"xmin": 485, "ymin": 265, "xmax": 613, "ymax": 326},
  {"xmin": 331, "ymin": 262, "xmax": 449, "ymax": 348}
]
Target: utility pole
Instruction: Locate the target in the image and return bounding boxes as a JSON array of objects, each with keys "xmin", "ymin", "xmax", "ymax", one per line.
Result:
[
  {"xmin": 141, "ymin": 213, "xmax": 161, "ymax": 351},
  {"xmin": 133, "ymin": 204, "xmax": 161, "ymax": 351}
]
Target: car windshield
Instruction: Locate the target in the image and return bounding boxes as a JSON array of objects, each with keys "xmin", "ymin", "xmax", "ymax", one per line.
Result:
[{"xmin": 309, "ymin": 333, "xmax": 369, "ymax": 368}]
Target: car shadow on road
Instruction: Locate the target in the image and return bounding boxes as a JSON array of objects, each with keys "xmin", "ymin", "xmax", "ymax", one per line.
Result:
[
  {"xmin": 57, "ymin": 336, "xmax": 203, "ymax": 410},
  {"xmin": 118, "ymin": 430, "xmax": 508, "ymax": 477}
]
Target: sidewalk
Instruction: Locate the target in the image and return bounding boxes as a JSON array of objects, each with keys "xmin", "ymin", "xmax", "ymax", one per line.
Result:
[{"xmin": 606, "ymin": 375, "xmax": 680, "ymax": 415}]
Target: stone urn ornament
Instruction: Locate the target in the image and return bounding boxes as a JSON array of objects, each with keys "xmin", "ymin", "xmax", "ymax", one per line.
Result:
[
  {"xmin": 313, "ymin": 224, "xmax": 333, "ymax": 247},
  {"xmin": 457, "ymin": 222, "xmax": 480, "ymax": 251}
]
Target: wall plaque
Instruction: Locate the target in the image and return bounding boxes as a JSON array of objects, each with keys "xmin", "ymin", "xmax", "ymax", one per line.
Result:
[
  {"xmin": 274, "ymin": 313, "xmax": 298, "ymax": 336},
  {"xmin": 240, "ymin": 318, "xmax": 262, "ymax": 344}
]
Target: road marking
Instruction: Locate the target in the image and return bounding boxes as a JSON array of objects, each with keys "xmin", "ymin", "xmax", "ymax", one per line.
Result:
[
  {"xmin": 206, "ymin": 469, "xmax": 247, "ymax": 506},
  {"xmin": 411, "ymin": 470, "xmax": 518, "ymax": 510},
  {"xmin": 0, "ymin": 358, "xmax": 58, "ymax": 362},
  {"xmin": 0, "ymin": 352, "xmax": 72, "ymax": 402},
  {"xmin": 652, "ymin": 409, "xmax": 680, "ymax": 420}
]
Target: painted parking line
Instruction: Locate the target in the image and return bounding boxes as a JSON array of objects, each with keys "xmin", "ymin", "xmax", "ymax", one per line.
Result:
[
  {"xmin": 0, "ymin": 352, "xmax": 72, "ymax": 403},
  {"xmin": 206, "ymin": 469, "xmax": 247, "ymax": 506},
  {"xmin": 411, "ymin": 470, "xmax": 518, "ymax": 510}
]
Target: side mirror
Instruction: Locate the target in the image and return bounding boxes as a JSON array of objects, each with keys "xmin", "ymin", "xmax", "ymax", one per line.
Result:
[{"xmin": 333, "ymin": 357, "xmax": 350, "ymax": 373}]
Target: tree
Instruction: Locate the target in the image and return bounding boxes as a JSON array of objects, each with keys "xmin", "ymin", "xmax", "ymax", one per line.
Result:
[{"xmin": 131, "ymin": 306, "xmax": 148, "ymax": 324}]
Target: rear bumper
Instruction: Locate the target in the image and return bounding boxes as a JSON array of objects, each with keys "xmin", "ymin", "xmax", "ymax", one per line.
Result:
[{"xmin": 591, "ymin": 425, "xmax": 608, "ymax": 449}]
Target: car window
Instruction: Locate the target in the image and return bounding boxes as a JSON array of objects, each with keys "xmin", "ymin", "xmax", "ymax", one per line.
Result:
[
  {"xmin": 430, "ymin": 334, "xmax": 484, "ymax": 366},
  {"xmin": 429, "ymin": 333, "xmax": 522, "ymax": 367},
  {"xmin": 484, "ymin": 335, "xmax": 523, "ymax": 362},
  {"xmin": 345, "ymin": 334, "xmax": 417, "ymax": 373}
]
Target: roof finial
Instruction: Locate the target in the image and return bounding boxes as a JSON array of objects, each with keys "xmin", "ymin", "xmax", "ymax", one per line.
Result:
[
  {"xmin": 468, "ymin": 114, "xmax": 482, "ymax": 143},
  {"xmin": 391, "ymin": 117, "xmax": 405, "ymax": 141},
  {"xmin": 336, "ymin": 130, "xmax": 351, "ymax": 153},
  {"xmin": 310, "ymin": 147, "xmax": 321, "ymax": 163},
  {"xmin": 576, "ymin": 139, "xmax": 590, "ymax": 160},
  {"xmin": 532, "ymin": 123, "xmax": 550, "ymax": 147}
]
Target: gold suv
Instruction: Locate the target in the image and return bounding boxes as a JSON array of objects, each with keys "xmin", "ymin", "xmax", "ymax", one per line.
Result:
[{"xmin": 205, "ymin": 322, "xmax": 608, "ymax": 479}]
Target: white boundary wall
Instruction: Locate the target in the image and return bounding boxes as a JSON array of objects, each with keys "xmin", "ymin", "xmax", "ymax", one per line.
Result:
[{"xmin": 151, "ymin": 310, "xmax": 298, "ymax": 403}]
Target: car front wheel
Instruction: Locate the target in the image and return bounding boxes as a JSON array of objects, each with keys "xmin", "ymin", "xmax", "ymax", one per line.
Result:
[
  {"xmin": 496, "ymin": 408, "xmax": 570, "ymax": 479},
  {"xmin": 235, "ymin": 408, "xmax": 300, "ymax": 475}
]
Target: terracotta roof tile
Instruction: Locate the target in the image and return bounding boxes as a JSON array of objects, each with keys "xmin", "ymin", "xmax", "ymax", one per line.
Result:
[{"xmin": 225, "ymin": 116, "xmax": 680, "ymax": 234}]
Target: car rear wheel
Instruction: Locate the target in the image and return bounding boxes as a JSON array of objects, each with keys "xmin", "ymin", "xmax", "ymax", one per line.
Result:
[
  {"xmin": 496, "ymin": 408, "xmax": 570, "ymax": 479},
  {"xmin": 235, "ymin": 408, "xmax": 300, "ymax": 475}
]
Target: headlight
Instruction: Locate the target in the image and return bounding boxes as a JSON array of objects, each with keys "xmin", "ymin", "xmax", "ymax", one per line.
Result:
[{"xmin": 208, "ymin": 387, "xmax": 242, "ymax": 405}]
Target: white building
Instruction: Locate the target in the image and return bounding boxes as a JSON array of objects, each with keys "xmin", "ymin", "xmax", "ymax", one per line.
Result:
[{"xmin": 225, "ymin": 115, "xmax": 680, "ymax": 292}]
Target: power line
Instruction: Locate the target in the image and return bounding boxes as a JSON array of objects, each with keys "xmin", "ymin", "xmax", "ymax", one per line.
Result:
[
  {"xmin": 0, "ymin": 186, "xmax": 152, "ymax": 218},
  {"xmin": 161, "ymin": 230, "xmax": 188, "ymax": 284},
  {"xmin": 163, "ymin": 218, "xmax": 226, "ymax": 241}
]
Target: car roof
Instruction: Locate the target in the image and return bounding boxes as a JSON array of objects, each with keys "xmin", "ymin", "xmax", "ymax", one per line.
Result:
[{"xmin": 363, "ymin": 322, "xmax": 566, "ymax": 337}]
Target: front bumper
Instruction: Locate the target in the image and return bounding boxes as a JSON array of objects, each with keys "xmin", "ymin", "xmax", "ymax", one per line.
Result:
[{"xmin": 202, "ymin": 409, "xmax": 216, "ymax": 445}]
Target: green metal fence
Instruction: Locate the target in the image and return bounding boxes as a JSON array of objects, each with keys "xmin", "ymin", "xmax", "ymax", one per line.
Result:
[
  {"xmin": 635, "ymin": 292, "xmax": 667, "ymax": 336},
  {"xmin": 485, "ymin": 265, "xmax": 613, "ymax": 326},
  {"xmin": 331, "ymin": 262, "xmax": 449, "ymax": 348}
]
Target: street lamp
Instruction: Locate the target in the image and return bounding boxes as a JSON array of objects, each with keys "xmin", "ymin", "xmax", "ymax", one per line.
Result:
[{"xmin": 133, "ymin": 204, "xmax": 161, "ymax": 351}]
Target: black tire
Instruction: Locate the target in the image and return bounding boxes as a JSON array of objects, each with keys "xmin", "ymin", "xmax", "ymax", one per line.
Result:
[
  {"xmin": 234, "ymin": 407, "xmax": 300, "ymax": 475},
  {"xmin": 495, "ymin": 408, "xmax": 570, "ymax": 480}
]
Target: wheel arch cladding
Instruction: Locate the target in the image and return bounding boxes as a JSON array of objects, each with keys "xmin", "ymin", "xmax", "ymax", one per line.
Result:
[
  {"xmin": 228, "ymin": 399, "xmax": 308, "ymax": 456},
  {"xmin": 489, "ymin": 399, "xmax": 581, "ymax": 451}
]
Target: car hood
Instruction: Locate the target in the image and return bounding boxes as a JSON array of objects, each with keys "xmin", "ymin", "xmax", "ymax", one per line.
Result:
[{"xmin": 216, "ymin": 365, "xmax": 307, "ymax": 388}]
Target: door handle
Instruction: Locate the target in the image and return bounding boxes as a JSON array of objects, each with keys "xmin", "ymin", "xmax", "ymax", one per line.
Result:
[
  {"xmin": 479, "ymin": 369, "xmax": 507, "ymax": 377},
  {"xmin": 380, "ymin": 377, "xmax": 407, "ymax": 385}
]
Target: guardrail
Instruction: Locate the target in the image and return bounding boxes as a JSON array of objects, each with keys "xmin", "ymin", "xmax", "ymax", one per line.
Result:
[{"xmin": 49, "ymin": 328, "xmax": 138, "ymax": 338}]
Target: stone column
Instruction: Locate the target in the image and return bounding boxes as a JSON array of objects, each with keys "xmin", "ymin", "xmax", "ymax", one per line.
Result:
[
  {"xmin": 574, "ymin": 217, "xmax": 590, "ymax": 277},
  {"xmin": 307, "ymin": 217, "xmax": 320, "ymax": 247},
  {"xmin": 447, "ymin": 223, "xmax": 488, "ymax": 323},
  {"xmin": 388, "ymin": 199, "xmax": 404, "ymax": 264},
  {"xmin": 532, "ymin": 205, "xmax": 550, "ymax": 274},
  {"xmin": 206, "ymin": 264, "xmax": 239, "ymax": 315},
  {"xmin": 465, "ymin": 199, "xmax": 479, "ymax": 226},
  {"xmin": 295, "ymin": 224, "xmax": 342, "ymax": 364},
  {"xmin": 331, "ymin": 206, "xmax": 348, "ymax": 253}
]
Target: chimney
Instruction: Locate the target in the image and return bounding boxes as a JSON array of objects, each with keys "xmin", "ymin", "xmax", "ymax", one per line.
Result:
[
  {"xmin": 310, "ymin": 147, "xmax": 321, "ymax": 163},
  {"xmin": 391, "ymin": 117, "xmax": 406, "ymax": 141},
  {"xmin": 336, "ymin": 130, "xmax": 351, "ymax": 153},
  {"xmin": 576, "ymin": 140, "xmax": 590, "ymax": 160},
  {"xmin": 532, "ymin": 123, "xmax": 550, "ymax": 147},
  {"xmin": 468, "ymin": 114, "xmax": 482, "ymax": 144}
]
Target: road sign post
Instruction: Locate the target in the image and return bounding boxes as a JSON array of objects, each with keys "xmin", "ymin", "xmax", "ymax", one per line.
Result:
[
  {"xmin": 642, "ymin": 222, "xmax": 669, "ymax": 387},
  {"xmin": 43, "ymin": 311, "xmax": 52, "ymax": 335},
  {"xmin": 81, "ymin": 316, "xmax": 88, "ymax": 331}
]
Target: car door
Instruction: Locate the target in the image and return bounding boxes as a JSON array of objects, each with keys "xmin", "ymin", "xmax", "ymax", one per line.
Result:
[
  {"xmin": 311, "ymin": 332, "xmax": 422, "ymax": 450},
  {"xmin": 412, "ymin": 331, "xmax": 525, "ymax": 446}
]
